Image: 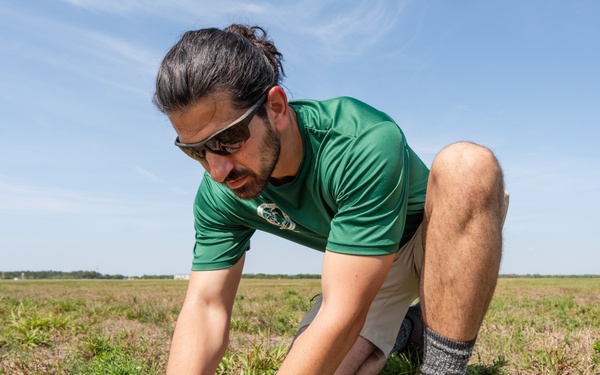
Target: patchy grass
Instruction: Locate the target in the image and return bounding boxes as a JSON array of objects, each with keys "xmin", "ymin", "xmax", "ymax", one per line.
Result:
[
  {"xmin": 475, "ymin": 278, "xmax": 600, "ymax": 375},
  {"xmin": 0, "ymin": 278, "xmax": 598, "ymax": 374}
]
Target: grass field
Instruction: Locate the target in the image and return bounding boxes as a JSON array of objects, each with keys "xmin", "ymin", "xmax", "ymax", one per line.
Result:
[{"xmin": 1, "ymin": 278, "xmax": 599, "ymax": 374}]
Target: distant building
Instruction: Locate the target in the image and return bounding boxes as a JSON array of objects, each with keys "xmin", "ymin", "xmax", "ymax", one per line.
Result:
[{"xmin": 174, "ymin": 274, "xmax": 190, "ymax": 280}]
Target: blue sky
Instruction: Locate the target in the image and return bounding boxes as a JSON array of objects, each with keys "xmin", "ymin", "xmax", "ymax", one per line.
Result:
[{"xmin": 1, "ymin": 0, "xmax": 598, "ymax": 276}]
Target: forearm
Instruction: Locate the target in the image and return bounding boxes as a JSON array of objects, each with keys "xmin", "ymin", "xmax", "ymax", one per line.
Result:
[
  {"xmin": 278, "ymin": 251, "xmax": 394, "ymax": 374},
  {"xmin": 166, "ymin": 302, "xmax": 230, "ymax": 375},
  {"xmin": 166, "ymin": 261, "xmax": 244, "ymax": 375},
  {"xmin": 279, "ymin": 307, "xmax": 365, "ymax": 374}
]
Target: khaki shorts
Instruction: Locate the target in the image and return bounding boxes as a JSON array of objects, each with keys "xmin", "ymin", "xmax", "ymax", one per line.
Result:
[
  {"xmin": 299, "ymin": 224, "xmax": 424, "ymax": 356},
  {"xmin": 298, "ymin": 191, "xmax": 510, "ymax": 356}
]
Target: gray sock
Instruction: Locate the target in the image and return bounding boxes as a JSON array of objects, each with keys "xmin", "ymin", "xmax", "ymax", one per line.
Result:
[{"xmin": 420, "ymin": 326, "xmax": 476, "ymax": 375}]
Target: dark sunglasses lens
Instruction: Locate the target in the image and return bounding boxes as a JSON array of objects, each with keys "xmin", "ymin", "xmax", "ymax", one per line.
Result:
[
  {"xmin": 176, "ymin": 104, "xmax": 256, "ymax": 161},
  {"xmin": 212, "ymin": 122, "xmax": 251, "ymax": 146},
  {"xmin": 180, "ymin": 146, "xmax": 206, "ymax": 161}
]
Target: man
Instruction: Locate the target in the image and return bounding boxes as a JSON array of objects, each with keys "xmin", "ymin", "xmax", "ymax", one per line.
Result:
[{"xmin": 154, "ymin": 24, "xmax": 508, "ymax": 375}]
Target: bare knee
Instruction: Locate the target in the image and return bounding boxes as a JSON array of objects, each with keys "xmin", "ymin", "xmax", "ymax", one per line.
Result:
[
  {"xmin": 429, "ymin": 142, "xmax": 504, "ymax": 205},
  {"xmin": 432, "ymin": 142, "xmax": 502, "ymax": 182}
]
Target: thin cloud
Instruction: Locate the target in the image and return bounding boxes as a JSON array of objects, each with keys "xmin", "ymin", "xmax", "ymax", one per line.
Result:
[
  {"xmin": 3, "ymin": 5, "xmax": 157, "ymax": 72},
  {"xmin": 2, "ymin": 4, "xmax": 158, "ymax": 95},
  {"xmin": 0, "ymin": 180, "xmax": 121, "ymax": 215},
  {"xmin": 64, "ymin": 0, "xmax": 145, "ymax": 13},
  {"xmin": 0, "ymin": 178, "xmax": 185, "ymax": 216},
  {"xmin": 134, "ymin": 167, "xmax": 191, "ymax": 195},
  {"xmin": 63, "ymin": 0, "xmax": 270, "ymax": 22},
  {"xmin": 64, "ymin": 0, "xmax": 410, "ymax": 59},
  {"xmin": 294, "ymin": 0, "xmax": 408, "ymax": 58},
  {"xmin": 1, "ymin": 33, "xmax": 151, "ymax": 100},
  {"xmin": 134, "ymin": 167, "xmax": 163, "ymax": 183},
  {"xmin": 82, "ymin": 31, "xmax": 159, "ymax": 76}
]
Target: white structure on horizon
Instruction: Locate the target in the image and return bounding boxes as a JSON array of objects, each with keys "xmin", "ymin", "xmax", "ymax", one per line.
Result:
[{"xmin": 174, "ymin": 274, "xmax": 190, "ymax": 280}]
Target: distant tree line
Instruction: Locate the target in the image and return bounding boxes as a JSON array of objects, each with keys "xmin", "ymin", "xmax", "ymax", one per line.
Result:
[
  {"xmin": 2, "ymin": 271, "xmax": 598, "ymax": 280},
  {"xmin": 242, "ymin": 273, "xmax": 321, "ymax": 279},
  {"xmin": 499, "ymin": 274, "xmax": 600, "ymax": 278},
  {"xmin": 0, "ymin": 271, "xmax": 171, "ymax": 280},
  {"xmin": 0, "ymin": 271, "xmax": 323, "ymax": 280}
]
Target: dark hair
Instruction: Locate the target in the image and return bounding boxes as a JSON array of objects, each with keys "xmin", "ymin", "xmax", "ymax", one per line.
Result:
[{"xmin": 154, "ymin": 24, "xmax": 285, "ymax": 115}]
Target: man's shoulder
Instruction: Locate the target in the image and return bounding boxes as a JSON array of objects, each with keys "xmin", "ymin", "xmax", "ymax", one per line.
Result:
[
  {"xmin": 290, "ymin": 96, "xmax": 379, "ymax": 112},
  {"xmin": 291, "ymin": 96, "xmax": 395, "ymax": 134}
]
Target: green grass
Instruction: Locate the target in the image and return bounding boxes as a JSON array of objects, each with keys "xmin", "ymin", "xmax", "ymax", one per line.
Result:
[{"xmin": 0, "ymin": 278, "xmax": 598, "ymax": 374}]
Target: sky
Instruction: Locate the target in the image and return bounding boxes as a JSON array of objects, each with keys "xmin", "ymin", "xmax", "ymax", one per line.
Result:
[{"xmin": 1, "ymin": 0, "xmax": 598, "ymax": 276}]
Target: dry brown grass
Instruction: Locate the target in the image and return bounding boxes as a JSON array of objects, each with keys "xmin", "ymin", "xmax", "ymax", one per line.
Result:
[
  {"xmin": 475, "ymin": 278, "xmax": 600, "ymax": 374},
  {"xmin": 0, "ymin": 277, "xmax": 598, "ymax": 374}
]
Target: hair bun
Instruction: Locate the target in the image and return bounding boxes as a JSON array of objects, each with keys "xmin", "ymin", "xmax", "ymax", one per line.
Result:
[{"xmin": 224, "ymin": 24, "xmax": 285, "ymax": 84}]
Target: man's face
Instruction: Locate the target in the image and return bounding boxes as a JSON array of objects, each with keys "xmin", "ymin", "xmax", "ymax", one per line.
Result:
[
  {"xmin": 169, "ymin": 93, "xmax": 280, "ymax": 199},
  {"xmin": 224, "ymin": 120, "xmax": 280, "ymax": 199}
]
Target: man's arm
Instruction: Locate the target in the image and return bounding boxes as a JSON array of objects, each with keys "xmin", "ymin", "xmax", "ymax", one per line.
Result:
[
  {"xmin": 166, "ymin": 254, "xmax": 245, "ymax": 375},
  {"xmin": 278, "ymin": 250, "xmax": 394, "ymax": 375}
]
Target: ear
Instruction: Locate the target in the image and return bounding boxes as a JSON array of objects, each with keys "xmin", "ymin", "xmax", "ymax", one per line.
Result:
[{"xmin": 265, "ymin": 86, "xmax": 289, "ymax": 132}]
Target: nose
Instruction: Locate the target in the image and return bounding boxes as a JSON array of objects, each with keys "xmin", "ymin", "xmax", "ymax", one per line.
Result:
[{"xmin": 204, "ymin": 152, "xmax": 235, "ymax": 183}]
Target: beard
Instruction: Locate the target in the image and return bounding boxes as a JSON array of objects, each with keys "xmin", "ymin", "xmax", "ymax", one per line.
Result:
[{"xmin": 224, "ymin": 120, "xmax": 280, "ymax": 200}]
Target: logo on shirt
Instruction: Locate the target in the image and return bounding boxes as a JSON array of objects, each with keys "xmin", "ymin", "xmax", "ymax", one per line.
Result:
[{"xmin": 257, "ymin": 203, "xmax": 296, "ymax": 230}]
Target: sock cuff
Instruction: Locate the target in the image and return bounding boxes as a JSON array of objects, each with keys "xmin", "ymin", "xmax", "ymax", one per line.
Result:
[
  {"xmin": 424, "ymin": 325, "xmax": 477, "ymax": 349},
  {"xmin": 420, "ymin": 325, "xmax": 477, "ymax": 375}
]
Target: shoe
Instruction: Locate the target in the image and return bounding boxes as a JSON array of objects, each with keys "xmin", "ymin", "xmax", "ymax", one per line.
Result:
[{"xmin": 397, "ymin": 303, "xmax": 424, "ymax": 363}]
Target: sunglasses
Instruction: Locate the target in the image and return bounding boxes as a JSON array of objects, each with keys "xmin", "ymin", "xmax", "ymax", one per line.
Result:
[{"xmin": 175, "ymin": 93, "xmax": 268, "ymax": 161}]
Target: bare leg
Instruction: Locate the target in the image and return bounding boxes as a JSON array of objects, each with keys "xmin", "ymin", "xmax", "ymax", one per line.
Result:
[
  {"xmin": 420, "ymin": 142, "xmax": 505, "ymax": 341},
  {"xmin": 333, "ymin": 336, "xmax": 386, "ymax": 375},
  {"xmin": 292, "ymin": 329, "xmax": 386, "ymax": 375},
  {"xmin": 355, "ymin": 349, "xmax": 387, "ymax": 375}
]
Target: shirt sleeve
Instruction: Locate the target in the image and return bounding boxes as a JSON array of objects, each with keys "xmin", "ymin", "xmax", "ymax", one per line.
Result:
[
  {"xmin": 191, "ymin": 174, "xmax": 255, "ymax": 271},
  {"xmin": 325, "ymin": 121, "xmax": 409, "ymax": 255}
]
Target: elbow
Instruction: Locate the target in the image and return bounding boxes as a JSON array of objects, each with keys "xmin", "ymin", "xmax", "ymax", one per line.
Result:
[
  {"xmin": 348, "ymin": 309, "xmax": 369, "ymax": 338},
  {"xmin": 320, "ymin": 301, "xmax": 369, "ymax": 341}
]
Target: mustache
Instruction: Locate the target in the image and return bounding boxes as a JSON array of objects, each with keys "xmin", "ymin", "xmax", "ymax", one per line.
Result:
[{"xmin": 224, "ymin": 168, "xmax": 252, "ymax": 183}]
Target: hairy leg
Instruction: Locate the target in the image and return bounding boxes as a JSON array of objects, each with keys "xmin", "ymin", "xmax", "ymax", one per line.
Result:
[{"xmin": 420, "ymin": 142, "xmax": 506, "ymax": 341}]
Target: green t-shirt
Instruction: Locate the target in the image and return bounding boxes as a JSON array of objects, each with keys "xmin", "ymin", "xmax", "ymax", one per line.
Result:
[{"xmin": 191, "ymin": 97, "xmax": 429, "ymax": 271}]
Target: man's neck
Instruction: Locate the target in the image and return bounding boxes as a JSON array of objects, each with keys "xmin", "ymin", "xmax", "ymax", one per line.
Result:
[{"xmin": 270, "ymin": 106, "xmax": 303, "ymax": 182}]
